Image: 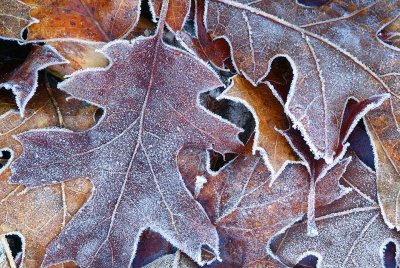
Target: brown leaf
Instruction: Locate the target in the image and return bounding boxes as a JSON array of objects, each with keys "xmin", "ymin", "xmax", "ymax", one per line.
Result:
[
  {"xmin": 0, "ymin": 0, "xmax": 33, "ymax": 40},
  {"xmin": 205, "ymin": 0, "xmax": 396, "ymax": 164},
  {"xmin": 179, "ymin": 140, "xmax": 350, "ymax": 267},
  {"xmin": 23, "ymin": 0, "xmax": 140, "ymax": 41},
  {"xmin": 378, "ymin": 12, "xmax": 400, "ymax": 49},
  {"xmin": 0, "ymin": 81, "xmax": 96, "ymax": 267},
  {"xmin": 369, "ymin": 116, "xmax": 400, "ymax": 231},
  {"xmin": 269, "ymin": 151, "xmax": 399, "ymax": 268},
  {"xmin": 177, "ymin": 0, "xmax": 231, "ymax": 70},
  {"xmin": 0, "ymin": 171, "xmax": 91, "ymax": 268},
  {"xmin": 47, "ymin": 42, "xmax": 108, "ymax": 78},
  {"xmin": 367, "ymin": 74, "xmax": 400, "ymax": 229},
  {"xmin": 0, "ymin": 45, "xmax": 66, "ymax": 116},
  {"xmin": 151, "ymin": 0, "xmax": 190, "ymax": 32},
  {"xmin": 9, "ymin": 16, "xmax": 242, "ymax": 267},
  {"xmin": 223, "ymin": 75, "xmax": 298, "ymax": 176},
  {"xmin": 47, "ymin": 18, "xmax": 157, "ymax": 78}
]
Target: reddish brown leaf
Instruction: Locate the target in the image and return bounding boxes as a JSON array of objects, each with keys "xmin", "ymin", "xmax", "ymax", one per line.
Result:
[
  {"xmin": 0, "ymin": 0, "xmax": 33, "ymax": 40},
  {"xmin": 0, "ymin": 81, "xmax": 96, "ymax": 267},
  {"xmin": 205, "ymin": 0, "xmax": 396, "ymax": 165},
  {"xmin": 23, "ymin": 0, "xmax": 140, "ymax": 41},
  {"xmin": 9, "ymin": 17, "xmax": 242, "ymax": 267},
  {"xmin": 177, "ymin": 0, "xmax": 231, "ymax": 70},
  {"xmin": 0, "ymin": 45, "xmax": 66, "ymax": 116},
  {"xmin": 151, "ymin": 0, "xmax": 190, "ymax": 32},
  {"xmin": 179, "ymin": 140, "xmax": 350, "ymax": 267},
  {"xmin": 270, "ymin": 151, "xmax": 399, "ymax": 267}
]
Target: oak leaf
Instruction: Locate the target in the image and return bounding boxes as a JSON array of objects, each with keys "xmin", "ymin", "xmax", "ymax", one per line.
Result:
[
  {"xmin": 47, "ymin": 42, "xmax": 108, "ymax": 78},
  {"xmin": 10, "ymin": 22, "xmax": 242, "ymax": 267},
  {"xmin": 177, "ymin": 0, "xmax": 231, "ymax": 70},
  {"xmin": 0, "ymin": 81, "xmax": 96, "ymax": 267},
  {"xmin": 151, "ymin": 0, "xmax": 190, "ymax": 32},
  {"xmin": 222, "ymin": 75, "xmax": 298, "ymax": 177},
  {"xmin": 269, "ymin": 151, "xmax": 399, "ymax": 267},
  {"xmin": 23, "ymin": 0, "xmax": 140, "ymax": 42},
  {"xmin": 205, "ymin": 0, "xmax": 396, "ymax": 165},
  {"xmin": 0, "ymin": 0, "xmax": 33, "ymax": 40},
  {"xmin": 0, "ymin": 45, "xmax": 66, "ymax": 116},
  {"xmin": 178, "ymin": 140, "xmax": 350, "ymax": 267}
]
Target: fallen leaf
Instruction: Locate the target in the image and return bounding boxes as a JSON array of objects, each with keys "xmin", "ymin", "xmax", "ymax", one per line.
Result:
[
  {"xmin": 367, "ymin": 74, "xmax": 400, "ymax": 229},
  {"xmin": 47, "ymin": 17, "xmax": 157, "ymax": 78},
  {"xmin": 131, "ymin": 230, "xmax": 175, "ymax": 267},
  {"xmin": 144, "ymin": 252, "xmax": 196, "ymax": 268},
  {"xmin": 269, "ymin": 151, "xmax": 400, "ymax": 268},
  {"xmin": 177, "ymin": 0, "xmax": 231, "ymax": 70},
  {"xmin": 0, "ymin": 171, "xmax": 91, "ymax": 268},
  {"xmin": 179, "ymin": 139, "xmax": 350, "ymax": 267},
  {"xmin": 378, "ymin": 11, "xmax": 400, "ymax": 49},
  {"xmin": 46, "ymin": 42, "xmax": 108, "ymax": 78},
  {"xmin": 10, "ymin": 15, "xmax": 242, "ymax": 267},
  {"xmin": 23, "ymin": 0, "xmax": 140, "ymax": 41},
  {"xmin": 205, "ymin": 0, "xmax": 397, "ymax": 164},
  {"xmin": 0, "ymin": 45, "xmax": 66, "ymax": 116},
  {"xmin": 151, "ymin": 0, "xmax": 190, "ymax": 32},
  {"xmin": 369, "ymin": 117, "xmax": 400, "ymax": 231},
  {"xmin": 279, "ymin": 92, "xmax": 386, "ymax": 236},
  {"xmin": 222, "ymin": 75, "xmax": 298, "ymax": 177},
  {"xmin": 0, "ymin": 80, "xmax": 96, "ymax": 267},
  {"xmin": 0, "ymin": 0, "xmax": 33, "ymax": 40}
]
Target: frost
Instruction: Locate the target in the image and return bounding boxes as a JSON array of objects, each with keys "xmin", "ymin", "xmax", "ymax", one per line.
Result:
[
  {"xmin": 9, "ymin": 23, "xmax": 242, "ymax": 267},
  {"xmin": 0, "ymin": 45, "xmax": 67, "ymax": 116},
  {"xmin": 0, "ymin": 0, "xmax": 34, "ymax": 40},
  {"xmin": 205, "ymin": 0, "xmax": 399, "ymax": 165},
  {"xmin": 23, "ymin": 0, "xmax": 141, "ymax": 42},
  {"xmin": 270, "ymin": 151, "xmax": 400, "ymax": 267},
  {"xmin": 194, "ymin": 176, "xmax": 207, "ymax": 198},
  {"xmin": 179, "ymin": 140, "xmax": 349, "ymax": 266}
]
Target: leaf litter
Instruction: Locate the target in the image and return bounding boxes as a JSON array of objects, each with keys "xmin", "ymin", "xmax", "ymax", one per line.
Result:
[{"xmin": 0, "ymin": 0, "xmax": 398, "ymax": 267}]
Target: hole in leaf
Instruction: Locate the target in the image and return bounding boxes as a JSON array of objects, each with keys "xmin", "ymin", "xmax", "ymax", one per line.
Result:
[
  {"xmin": 208, "ymin": 150, "xmax": 237, "ymax": 172},
  {"xmin": 201, "ymin": 90, "xmax": 256, "ymax": 143},
  {"xmin": 294, "ymin": 254, "xmax": 318, "ymax": 268},
  {"xmin": 297, "ymin": 0, "xmax": 329, "ymax": 7},
  {"xmin": 22, "ymin": 28, "xmax": 28, "ymax": 40},
  {"xmin": 0, "ymin": 150, "xmax": 11, "ymax": 170},
  {"xmin": 0, "ymin": 89, "xmax": 17, "ymax": 115},
  {"xmin": 348, "ymin": 120, "xmax": 375, "ymax": 170},
  {"xmin": 383, "ymin": 241, "xmax": 398, "ymax": 268},
  {"xmin": 264, "ymin": 56, "xmax": 293, "ymax": 103},
  {"xmin": 5, "ymin": 234, "xmax": 23, "ymax": 259},
  {"xmin": 0, "ymin": 40, "xmax": 31, "ymax": 69},
  {"xmin": 94, "ymin": 108, "xmax": 104, "ymax": 124},
  {"xmin": 140, "ymin": 0, "xmax": 153, "ymax": 22}
]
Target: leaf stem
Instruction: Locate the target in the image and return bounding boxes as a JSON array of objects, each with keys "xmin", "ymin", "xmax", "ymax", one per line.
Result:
[{"xmin": 156, "ymin": 0, "xmax": 170, "ymax": 38}]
